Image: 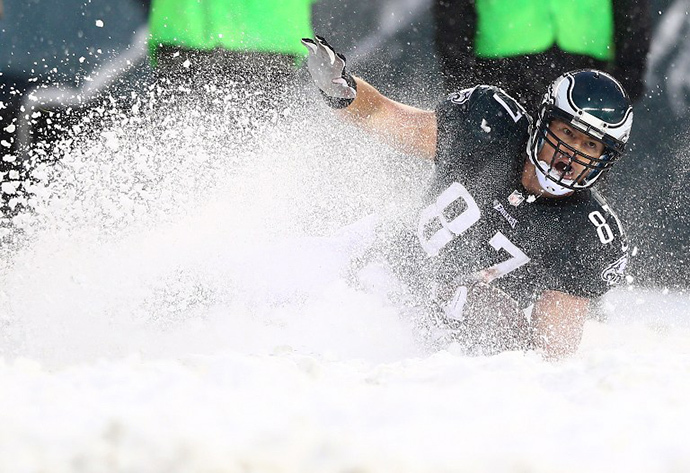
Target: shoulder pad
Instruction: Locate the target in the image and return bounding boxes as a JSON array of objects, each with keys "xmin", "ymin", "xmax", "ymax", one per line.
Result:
[{"xmin": 443, "ymin": 85, "xmax": 530, "ymax": 132}]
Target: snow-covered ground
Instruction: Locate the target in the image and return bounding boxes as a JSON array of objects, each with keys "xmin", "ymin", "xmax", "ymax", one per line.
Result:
[
  {"xmin": 3, "ymin": 301, "xmax": 690, "ymax": 473},
  {"xmin": 1, "ymin": 85, "xmax": 689, "ymax": 472}
]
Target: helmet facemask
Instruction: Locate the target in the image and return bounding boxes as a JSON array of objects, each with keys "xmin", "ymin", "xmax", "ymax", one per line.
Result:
[{"xmin": 531, "ymin": 106, "xmax": 623, "ymax": 194}]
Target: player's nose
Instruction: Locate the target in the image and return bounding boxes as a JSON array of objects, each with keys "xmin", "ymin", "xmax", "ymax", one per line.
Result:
[{"xmin": 556, "ymin": 146, "xmax": 574, "ymax": 161}]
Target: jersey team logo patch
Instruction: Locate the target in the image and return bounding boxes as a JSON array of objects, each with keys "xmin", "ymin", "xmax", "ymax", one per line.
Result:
[
  {"xmin": 601, "ymin": 255, "xmax": 628, "ymax": 285},
  {"xmin": 508, "ymin": 190, "xmax": 525, "ymax": 207}
]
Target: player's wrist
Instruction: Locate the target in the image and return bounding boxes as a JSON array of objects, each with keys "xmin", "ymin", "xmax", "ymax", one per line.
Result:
[{"xmin": 321, "ymin": 74, "xmax": 357, "ymax": 109}]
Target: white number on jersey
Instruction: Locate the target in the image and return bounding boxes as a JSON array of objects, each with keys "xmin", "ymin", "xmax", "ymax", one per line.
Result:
[
  {"xmin": 493, "ymin": 93, "xmax": 525, "ymax": 123},
  {"xmin": 478, "ymin": 232, "xmax": 530, "ymax": 283},
  {"xmin": 588, "ymin": 211, "xmax": 614, "ymax": 244},
  {"xmin": 418, "ymin": 182, "xmax": 481, "ymax": 257},
  {"xmin": 417, "ymin": 182, "xmax": 531, "ymax": 320}
]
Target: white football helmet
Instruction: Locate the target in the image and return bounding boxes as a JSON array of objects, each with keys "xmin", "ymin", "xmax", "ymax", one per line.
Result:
[{"xmin": 527, "ymin": 70, "xmax": 633, "ymax": 195}]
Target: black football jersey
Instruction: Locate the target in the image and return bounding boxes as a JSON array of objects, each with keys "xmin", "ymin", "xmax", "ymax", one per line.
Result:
[{"xmin": 408, "ymin": 85, "xmax": 629, "ymax": 311}]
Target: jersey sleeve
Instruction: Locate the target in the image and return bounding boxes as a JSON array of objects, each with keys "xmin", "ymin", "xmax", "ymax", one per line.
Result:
[
  {"xmin": 551, "ymin": 198, "xmax": 629, "ymax": 299},
  {"xmin": 434, "ymin": 85, "xmax": 530, "ymax": 168},
  {"xmin": 435, "ymin": 86, "xmax": 482, "ymax": 146}
]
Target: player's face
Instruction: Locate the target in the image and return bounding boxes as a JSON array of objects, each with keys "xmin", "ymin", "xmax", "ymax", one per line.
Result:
[{"xmin": 537, "ymin": 119, "xmax": 606, "ymax": 183}]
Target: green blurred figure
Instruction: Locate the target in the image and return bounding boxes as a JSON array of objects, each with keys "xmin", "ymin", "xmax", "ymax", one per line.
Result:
[
  {"xmin": 433, "ymin": 0, "xmax": 650, "ymax": 111},
  {"xmin": 148, "ymin": 0, "xmax": 316, "ymax": 94}
]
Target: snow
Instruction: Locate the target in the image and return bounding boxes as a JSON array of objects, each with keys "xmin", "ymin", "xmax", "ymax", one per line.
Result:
[
  {"xmin": 1, "ymin": 82, "xmax": 689, "ymax": 472},
  {"xmin": 2, "ymin": 302, "xmax": 690, "ymax": 472}
]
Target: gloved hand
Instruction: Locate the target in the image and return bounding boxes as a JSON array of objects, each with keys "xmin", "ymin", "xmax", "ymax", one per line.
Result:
[{"xmin": 301, "ymin": 36, "xmax": 357, "ymax": 109}]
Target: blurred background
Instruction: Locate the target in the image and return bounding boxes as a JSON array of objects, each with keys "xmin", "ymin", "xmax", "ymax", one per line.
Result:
[{"xmin": 0, "ymin": 0, "xmax": 688, "ymax": 290}]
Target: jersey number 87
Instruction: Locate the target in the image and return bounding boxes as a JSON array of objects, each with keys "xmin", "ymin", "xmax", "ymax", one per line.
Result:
[{"xmin": 417, "ymin": 182, "xmax": 529, "ymax": 319}]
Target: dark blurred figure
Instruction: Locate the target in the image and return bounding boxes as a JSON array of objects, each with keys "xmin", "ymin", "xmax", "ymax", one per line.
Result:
[
  {"xmin": 433, "ymin": 0, "xmax": 651, "ymax": 111},
  {"xmin": 148, "ymin": 0, "xmax": 316, "ymax": 107},
  {"xmin": 604, "ymin": 0, "xmax": 690, "ymax": 291}
]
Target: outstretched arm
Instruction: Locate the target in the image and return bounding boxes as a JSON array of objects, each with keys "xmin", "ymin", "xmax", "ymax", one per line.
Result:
[
  {"xmin": 302, "ymin": 36, "xmax": 437, "ymax": 160},
  {"xmin": 531, "ymin": 290, "xmax": 590, "ymax": 359},
  {"xmin": 339, "ymin": 77, "xmax": 437, "ymax": 160}
]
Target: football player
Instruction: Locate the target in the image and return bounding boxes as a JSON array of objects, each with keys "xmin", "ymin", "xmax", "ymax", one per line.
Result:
[{"xmin": 302, "ymin": 36, "xmax": 632, "ymax": 358}]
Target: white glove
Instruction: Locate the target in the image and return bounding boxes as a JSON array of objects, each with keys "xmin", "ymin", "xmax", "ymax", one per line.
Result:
[{"xmin": 301, "ymin": 36, "xmax": 357, "ymax": 108}]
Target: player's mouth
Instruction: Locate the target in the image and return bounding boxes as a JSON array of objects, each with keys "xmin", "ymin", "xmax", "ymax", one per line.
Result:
[
  {"xmin": 552, "ymin": 154, "xmax": 575, "ymax": 179},
  {"xmin": 553, "ymin": 160, "xmax": 572, "ymax": 176}
]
